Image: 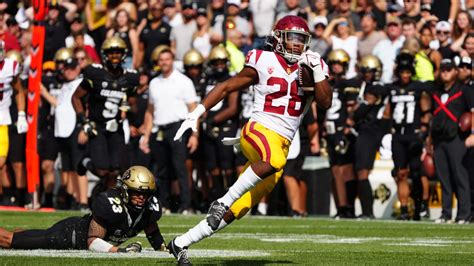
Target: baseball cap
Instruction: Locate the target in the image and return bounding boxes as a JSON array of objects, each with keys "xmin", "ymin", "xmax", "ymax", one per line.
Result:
[
  {"xmin": 457, "ymin": 56, "xmax": 473, "ymax": 69},
  {"xmin": 312, "ymin": 16, "xmax": 328, "ymax": 28},
  {"xmin": 440, "ymin": 58, "xmax": 455, "ymax": 70},
  {"xmin": 63, "ymin": 57, "xmax": 78, "ymax": 68},
  {"xmin": 197, "ymin": 7, "xmax": 207, "ymax": 17},
  {"xmin": 387, "ymin": 16, "xmax": 401, "ymax": 26},
  {"xmin": 435, "ymin": 21, "xmax": 451, "ymax": 32},
  {"xmin": 43, "ymin": 61, "xmax": 56, "ymax": 71},
  {"xmin": 163, "ymin": 0, "xmax": 176, "ymax": 8},
  {"xmin": 182, "ymin": 0, "xmax": 197, "ymax": 10},
  {"xmin": 227, "ymin": 0, "xmax": 241, "ymax": 7},
  {"xmin": 421, "ymin": 4, "xmax": 431, "ymax": 12}
]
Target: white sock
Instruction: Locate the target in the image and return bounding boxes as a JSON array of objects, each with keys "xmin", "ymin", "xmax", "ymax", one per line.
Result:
[
  {"xmin": 219, "ymin": 167, "xmax": 261, "ymax": 207},
  {"xmin": 257, "ymin": 202, "xmax": 268, "ymax": 215},
  {"xmin": 174, "ymin": 218, "xmax": 228, "ymax": 248}
]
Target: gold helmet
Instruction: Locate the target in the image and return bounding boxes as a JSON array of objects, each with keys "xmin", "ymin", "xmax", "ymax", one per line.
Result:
[
  {"xmin": 183, "ymin": 49, "xmax": 204, "ymax": 67},
  {"xmin": 101, "ymin": 36, "xmax": 127, "ymax": 63},
  {"xmin": 5, "ymin": 50, "xmax": 23, "ymax": 65},
  {"xmin": 327, "ymin": 49, "xmax": 350, "ymax": 66},
  {"xmin": 151, "ymin": 45, "xmax": 171, "ymax": 64},
  {"xmin": 118, "ymin": 166, "xmax": 156, "ymax": 208},
  {"xmin": 358, "ymin": 55, "xmax": 382, "ymax": 81},
  {"xmin": 392, "ymin": 198, "xmax": 415, "ymax": 219},
  {"xmin": 208, "ymin": 45, "xmax": 229, "ymax": 62},
  {"xmin": 54, "ymin": 48, "xmax": 75, "ymax": 63}
]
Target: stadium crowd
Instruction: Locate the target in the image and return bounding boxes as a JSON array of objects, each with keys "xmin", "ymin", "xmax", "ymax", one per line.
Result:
[{"xmin": 0, "ymin": 0, "xmax": 473, "ymax": 224}]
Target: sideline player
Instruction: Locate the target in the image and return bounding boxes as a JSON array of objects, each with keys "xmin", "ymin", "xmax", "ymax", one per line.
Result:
[
  {"xmin": 168, "ymin": 15, "xmax": 332, "ymax": 265},
  {"xmin": 0, "ymin": 166, "xmax": 166, "ymax": 253},
  {"xmin": 0, "ymin": 40, "xmax": 28, "ymax": 204}
]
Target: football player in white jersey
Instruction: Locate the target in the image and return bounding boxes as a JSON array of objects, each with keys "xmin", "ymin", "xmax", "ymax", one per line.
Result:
[
  {"xmin": 0, "ymin": 40, "xmax": 28, "ymax": 202},
  {"xmin": 168, "ymin": 15, "xmax": 332, "ymax": 265}
]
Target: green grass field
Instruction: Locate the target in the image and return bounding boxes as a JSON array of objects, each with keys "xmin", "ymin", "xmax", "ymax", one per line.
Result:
[{"xmin": 0, "ymin": 211, "xmax": 473, "ymax": 265}]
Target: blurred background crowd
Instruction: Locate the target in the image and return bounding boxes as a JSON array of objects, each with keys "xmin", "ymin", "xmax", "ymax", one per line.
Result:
[{"xmin": 0, "ymin": 0, "xmax": 473, "ymax": 224}]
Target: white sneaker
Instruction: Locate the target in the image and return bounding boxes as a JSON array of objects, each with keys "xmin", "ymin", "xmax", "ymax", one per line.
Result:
[{"xmin": 435, "ymin": 217, "xmax": 453, "ymax": 224}]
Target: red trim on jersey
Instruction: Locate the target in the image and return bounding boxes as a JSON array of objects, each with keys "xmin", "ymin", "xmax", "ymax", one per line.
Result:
[
  {"xmin": 13, "ymin": 60, "xmax": 17, "ymax": 74},
  {"xmin": 274, "ymin": 53, "xmax": 298, "ymax": 74},
  {"xmin": 433, "ymin": 91, "xmax": 463, "ymax": 123},
  {"xmin": 255, "ymin": 50, "xmax": 263, "ymax": 64},
  {"xmin": 243, "ymin": 122, "xmax": 264, "ymax": 160},
  {"xmin": 0, "ymin": 61, "xmax": 5, "ymax": 71},
  {"xmin": 249, "ymin": 121, "xmax": 271, "ymax": 162}
]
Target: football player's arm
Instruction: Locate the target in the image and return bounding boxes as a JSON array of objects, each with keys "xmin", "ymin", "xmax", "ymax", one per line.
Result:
[
  {"xmin": 13, "ymin": 75, "xmax": 25, "ymax": 113},
  {"xmin": 40, "ymin": 83, "xmax": 58, "ymax": 107},
  {"xmin": 87, "ymin": 218, "xmax": 117, "ymax": 252},
  {"xmin": 210, "ymin": 90, "xmax": 239, "ymax": 124},
  {"xmin": 72, "ymin": 86, "xmax": 88, "ymax": 122},
  {"xmin": 314, "ymin": 79, "xmax": 332, "ymax": 111},
  {"xmin": 201, "ymin": 67, "xmax": 257, "ymax": 111},
  {"xmin": 144, "ymin": 222, "xmax": 166, "ymax": 251}
]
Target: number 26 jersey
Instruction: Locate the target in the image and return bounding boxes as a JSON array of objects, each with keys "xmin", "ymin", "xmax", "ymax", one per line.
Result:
[{"xmin": 245, "ymin": 49, "xmax": 310, "ymax": 141}]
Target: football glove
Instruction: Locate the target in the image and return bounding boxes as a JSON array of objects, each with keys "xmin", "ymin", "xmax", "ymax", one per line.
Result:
[
  {"xmin": 174, "ymin": 104, "xmax": 206, "ymax": 141},
  {"xmin": 83, "ymin": 120, "xmax": 98, "ymax": 137},
  {"xmin": 117, "ymin": 241, "xmax": 142, "ymax": 253},
  {"xmin": 16, "ymin": 111, "xmax": 28, "ymax": 134},
  {"xmin": 297, "ymin": 50, "xmax": 327, "ymax": 83}
]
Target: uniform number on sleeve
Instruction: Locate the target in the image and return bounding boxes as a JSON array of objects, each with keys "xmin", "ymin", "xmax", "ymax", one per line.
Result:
[{"xmin": 264, "ymin": 77, "xmax": 303, "ymax": 117}]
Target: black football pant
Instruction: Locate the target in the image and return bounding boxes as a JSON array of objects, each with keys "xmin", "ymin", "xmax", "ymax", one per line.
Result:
[
  {"xmin": 463, "ymin": 147, "xmax": 474, "ymax": 217},
  {"xmin": 11, "ymin": 217, "xmax": 88, "ymax": 250},
  {"xmin": 434, "ymin": 136, "xmax": 471, "ymax": 220},
  {"xmin": 150, "ymin": 121, "xmax": 190, "ymax": 210}
]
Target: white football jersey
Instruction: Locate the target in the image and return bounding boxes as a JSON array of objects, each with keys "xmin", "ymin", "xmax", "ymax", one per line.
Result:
[
  {"xmin": 245, "ymin": 49, "xmax": 310, "ymax": 140},
  {"xmin": 0, "ymin": 58, "xmax": 20, "ymax": 125},
  {"xmin": 55, "ymin": 77, "xmax": 83, "ymax": 138}
]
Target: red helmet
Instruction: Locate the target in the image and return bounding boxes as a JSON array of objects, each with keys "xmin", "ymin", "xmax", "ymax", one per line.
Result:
[{"xmin": 271, "ymin": 15, "xmax": 311, "ymax": 63}]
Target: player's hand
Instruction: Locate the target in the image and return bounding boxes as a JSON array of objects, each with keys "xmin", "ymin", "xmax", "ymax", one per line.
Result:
[
  {"xmin": 117, "ymin": 241, "xmax": 142, "ymax": 253},
  {"xmin": 139, "ymin": 135, "xmax": 150, "ymax": 154},
  {"xmin": 16, "ymin": 111, "xmax": 28, "ymax": 134},
  {"xmin": 187, "ymin": 134, "xmax": 199, "ymax": 153},
  {"xmin": 174, "ymin": 104, "xmax": 206, "ymax": 141},
  {"xmin": 78, "ymin": 130, "xmax": 89, "ymax": 145},
  {"xmin": 465, "ymin": 134, "xmax": 474, "ymax": 147},
  {"xmin": 298, "ymin": 51, "xmax": 327, "ymax": 83}
]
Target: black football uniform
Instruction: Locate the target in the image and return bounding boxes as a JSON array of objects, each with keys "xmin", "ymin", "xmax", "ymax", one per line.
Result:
[
  {"xmin": 10, "ymin": 188, "xmax": 163, "ymax": 250},
  {"xmin": 81, "ymin": 64, "xmax": 139, "ymax": 171},
  {"xmin": 202, "ymin": 71, "xmax": 238, "ymax": 171},
  {"xmin": 38, "ymin": 75, "xmax": 61, "ymax": 161},
  {"xmin": 387, "ymin": 81, "xmax": 433, "ymax": 173},
  {"xmin": 127, "ymin": 89, "xmax": 151, "ymax": 168},
  {"xmin": 350, "ymin": 78, "xmax": 388, "ymax": 171},
  {"xmin": 325, "ymin": 79, "xmax": 355, "ymax": 166}
]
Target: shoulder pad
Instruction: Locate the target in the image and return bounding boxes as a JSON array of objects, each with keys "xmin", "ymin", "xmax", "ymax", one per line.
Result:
[{"xmin": 92, "ymin": 190, "xmax": 126, "ymax": 224}]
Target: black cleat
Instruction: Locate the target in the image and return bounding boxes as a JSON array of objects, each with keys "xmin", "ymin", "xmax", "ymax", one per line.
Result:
[
  {"xmin": 419, "ymin": 201, "xmax": 430, "ymax": 218},
  {"xmin": 168, "ymin": 238, "xmax": 192, "ymax": 266},
  {"xmin": 206, "ymin": 201, "xmax": 228, "ymax": 230}
]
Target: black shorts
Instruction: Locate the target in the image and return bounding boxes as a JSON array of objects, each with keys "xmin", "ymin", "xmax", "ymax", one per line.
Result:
[
  {"xmin": 283, "ymin": 152, "xmax": 305, "ymax": 179},
  {"xmin": 7, "ymin": 124, "xmax": 25, "ymax": 163},
  {"xmin": 89, "ymin": 128, "xmax": 127, "ymax": 172},
  {"xmin": 126, "ymin": 136, "xmax": 152, "ymax": 168},
  {"xmin": 392, "ymin": 133, "xmax": 423, "ymax": 172},
  {"xmin": 326, "ymin": 133, "xmax": 355, "ymax": 166},
  {"xmin": 354, "ymin": 130, "xmax": 383, "ymax": 171},
  {"xmin": 202, "ymin": 124, "xmax": 237, "ymax": 170},
  {"xmin": 11, "ymin": 216, "xmax": 90, "ymax": 250},
  {"xmin": 38, "ymin": 128, "xmax": 59, "ymax": 161},
  {"xmin": 57, "ymin": 128, "xmax": 85, "ymax": 172}
]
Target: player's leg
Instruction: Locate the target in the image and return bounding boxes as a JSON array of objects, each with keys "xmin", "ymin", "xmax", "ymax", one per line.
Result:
[
  {"xmin": 354, "ymin": 132, "xmax": 378, "ymax": 218},
  {"xmin": 207, "ymin": 121, "xmax": 289, "ymax": 229},
  {"xmin": 392, "ymin": 136, "xmax": 410, "ymax": 219},
  {"xmin": 0, "ymin": 125, "xmax": 8, "ymax": 204}
]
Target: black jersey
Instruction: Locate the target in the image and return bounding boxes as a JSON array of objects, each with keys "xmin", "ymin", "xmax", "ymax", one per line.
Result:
[
  {"xmin": 325, "ymin": 79, "xmax": 348, "ymax": 135},
  {"xmin": 204, "ymin": 71, "xmax": 237, "ymax": 125},
  {"xmin": 349, "ymin": 78, "xmax": 388, "ymax": 132},
  {"xmin": 387, "ymin": 81, "xmax": 432, "ymax": 135},
  {"xmin": 82, "ymin": 188, "xmax": 162, "ymax": 246},
  {"xmin": 239, "ymin": 86, "xmax": 254, "ymax": 126},
  {"xmin": 81, "ymin": 64, "xmax": 139, "ymax": 124}
]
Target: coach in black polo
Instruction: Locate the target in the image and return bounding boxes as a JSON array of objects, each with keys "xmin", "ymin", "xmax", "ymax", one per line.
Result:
[{"xmin": 430, "ymin": 59, "xmax": 472, "ymax": 224}]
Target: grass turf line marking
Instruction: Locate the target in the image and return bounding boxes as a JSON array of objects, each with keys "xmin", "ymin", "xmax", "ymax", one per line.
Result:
[{"xmin": 0, "ymin": 249, "xmax": 270, "ymax": 258}]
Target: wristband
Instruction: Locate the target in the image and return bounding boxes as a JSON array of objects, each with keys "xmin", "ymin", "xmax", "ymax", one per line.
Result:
[
  {"xmin": 18, "ymin": 111, "xmax": 26, "ymax": 117},
  {"xmin": 89, "ymin": 238, "xmax": 113, "ymax": 252},
  {"xmin": 189, "ymin": 104, "xmax": 206, "ymax": 120},
  {"xmin": 77, "ymin": 113, "xmax": 86, "ymax": 126}
]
